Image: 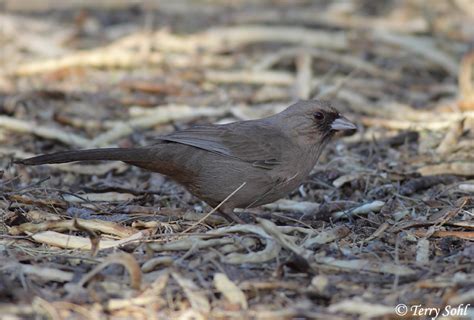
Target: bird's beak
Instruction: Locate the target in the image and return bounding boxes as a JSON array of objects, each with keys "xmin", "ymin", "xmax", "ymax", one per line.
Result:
[{"xmin": 331, "ymin": 117, "xmax": 357, "ymax": 132}]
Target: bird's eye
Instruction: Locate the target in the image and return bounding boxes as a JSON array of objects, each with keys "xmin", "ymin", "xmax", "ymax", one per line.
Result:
[{"xmin": 313, "ymin": 111, "xmax": 324, "ymax": 120}]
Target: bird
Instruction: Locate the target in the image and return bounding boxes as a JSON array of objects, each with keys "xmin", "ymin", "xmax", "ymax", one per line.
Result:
[{"xmin": 16, "ymin": 100, "xmax": 356, "ymax": 223}]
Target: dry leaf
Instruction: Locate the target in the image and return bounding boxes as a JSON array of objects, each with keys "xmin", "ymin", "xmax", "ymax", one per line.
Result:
[{"xmin": 213, "ymin": 273, "xmax": 248, "ymax": 309}]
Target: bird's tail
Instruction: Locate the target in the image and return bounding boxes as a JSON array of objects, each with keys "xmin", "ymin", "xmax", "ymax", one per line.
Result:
[{"xmin": 15, "ymin": 148, "xmax": 150, "ymax": 165}]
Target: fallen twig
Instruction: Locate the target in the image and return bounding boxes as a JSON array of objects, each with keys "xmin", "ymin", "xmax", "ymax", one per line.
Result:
[
  {"xmin": 9, "ymin": 218, "xmax": 135, "ymax": 238},
  {"xmin": 0, "ymin": 116, "xmax": 92, "ymax": 147},
  {"xmin": 374, "ymin": 30, "xmax": 459, "ymax": 75},
  {"xmin": 28, "ymin": 230, "xmax": 146, "ymax": 251},
  {"xmin": 417, "ymin": 162, "xmax": 474, "ymax": 176}
]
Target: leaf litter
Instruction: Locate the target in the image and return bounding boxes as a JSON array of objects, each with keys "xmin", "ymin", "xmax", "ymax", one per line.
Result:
[{"xmin": 0, "ymin": 1, "xmax": 473, "ymax": 319}]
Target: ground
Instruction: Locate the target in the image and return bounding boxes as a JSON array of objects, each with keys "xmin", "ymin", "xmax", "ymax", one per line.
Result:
[{"xmin": 0, "ymin": 1, "xmax": 473, "ymax": 319}]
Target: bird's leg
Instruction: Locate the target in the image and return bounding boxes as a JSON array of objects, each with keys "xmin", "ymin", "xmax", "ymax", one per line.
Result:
[
  {"xmin": 217, "ymin": 207, "xmax": 245, "ymax": 224},
  {"xmin": 218, "ymin": 206, "xmax": 258, "ymax": 224}
]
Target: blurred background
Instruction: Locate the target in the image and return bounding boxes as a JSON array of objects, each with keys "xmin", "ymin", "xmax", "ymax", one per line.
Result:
[{"xmin": 1, "ymin": 1, "xmax": 473, "ymax": 319}]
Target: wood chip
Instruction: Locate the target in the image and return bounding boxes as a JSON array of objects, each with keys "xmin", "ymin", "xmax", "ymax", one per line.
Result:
[
  {"xmin": 172, "ymin": 272, "xmax": 210, "ymax": 315},
  {"xmin": 213, "ymin": 273, "xmax": 248, "ymax": 310},
  {"xmin": 263, "ymin": 199, "xmax": 320, "ymax": 214},
  {"xmin": 333, "ymin": 201, "xmax": 385, "ymax": 219},
  {"xmin": 328, "ymin": 297, "xmax": 394, "ymax": 318},
  {"xmin": 458, "ymin": 183, "xmax": 474, "ymax": 193},
  {"xmin": 415, "ymin": 238, "xmax": 430, "ymax": 265},
  {"xmin": 332, "ymin": 172, "xmax": 363, "ymax": 188},
  {"xmin": 303, "ymin": 226, "xmax": 350, "ymax": 248}
]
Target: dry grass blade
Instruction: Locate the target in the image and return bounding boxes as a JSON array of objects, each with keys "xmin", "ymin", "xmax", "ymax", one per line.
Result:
[{"xmin": 182, "ymin": 182, "xmax": 247, "ymax": 234}]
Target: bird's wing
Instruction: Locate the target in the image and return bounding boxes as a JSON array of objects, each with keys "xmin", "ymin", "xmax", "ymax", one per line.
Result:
[{"xmin": 156, "ymin": 122, "xmax": 289, "ymax": 170}]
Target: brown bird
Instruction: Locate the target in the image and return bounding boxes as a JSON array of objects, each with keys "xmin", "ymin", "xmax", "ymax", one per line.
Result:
[{"xmin": 16, "ymin": 100, "xmax": 356, "ymax": 222}]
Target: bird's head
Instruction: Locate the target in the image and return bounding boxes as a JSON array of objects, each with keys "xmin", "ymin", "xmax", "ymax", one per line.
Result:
[{"xmin": 276, "ymin": 100, "xmax": 357, "ymax": 145}]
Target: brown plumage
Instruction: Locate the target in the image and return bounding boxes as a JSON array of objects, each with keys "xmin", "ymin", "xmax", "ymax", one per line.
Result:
[{"xmin": 16, "ymin": 100, "xmax": 356, "ymax": 222}]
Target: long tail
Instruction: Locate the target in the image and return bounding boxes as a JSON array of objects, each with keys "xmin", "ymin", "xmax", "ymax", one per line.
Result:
[{"xmin": 15, "ymin": 148, "xmax": 150, "ymax": 165}]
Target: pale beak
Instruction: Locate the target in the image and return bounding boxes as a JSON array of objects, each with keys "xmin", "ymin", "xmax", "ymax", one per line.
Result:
[{"xmin": 331, "ymin": 117, "xmax": 357, "ymax": 131}]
